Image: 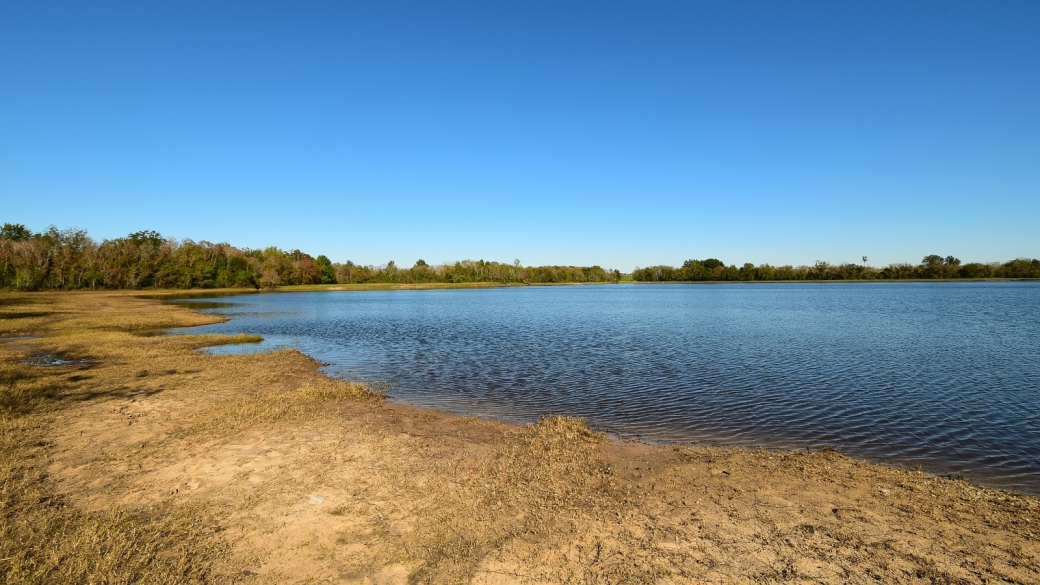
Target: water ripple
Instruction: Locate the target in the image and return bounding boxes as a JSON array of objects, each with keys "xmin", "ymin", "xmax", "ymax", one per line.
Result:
[{"xmin": 173, "ymin": 282, "xmax": 1040, "ymax": 493}]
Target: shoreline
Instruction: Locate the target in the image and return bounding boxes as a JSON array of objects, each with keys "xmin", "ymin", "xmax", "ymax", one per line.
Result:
[
  {"xmin": 282, "ymin": 278, "xmax": 1039, "ymax": 291},
  {"xmin": 137, "ymin": 277, "xmax": 1040, "ymax": 299},
  {"xmin": 380, "ymin": 394, "xmax": 1037, "ymax": 497},
  {"xmin": 1, "ymin": 291, "xmax": 1037, "ymax": 583},
  {"xmin": 170, "ymin": 286, "xmax": 1038, "ymax": 496}
]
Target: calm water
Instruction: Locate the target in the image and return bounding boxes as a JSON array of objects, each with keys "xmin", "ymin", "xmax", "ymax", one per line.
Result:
[{"xmin": 172, "ymin": 282, "xmax": 1040, "ymax": 492}]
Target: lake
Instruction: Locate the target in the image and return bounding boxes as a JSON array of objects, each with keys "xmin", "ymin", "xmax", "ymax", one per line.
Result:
[{"xmin": 171, "ymin": 282, "xmax": 1040, "ymax": 493}]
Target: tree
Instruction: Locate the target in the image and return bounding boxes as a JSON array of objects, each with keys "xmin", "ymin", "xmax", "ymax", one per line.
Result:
[
  {"xmin": 315, "ymin": 255, "xmax": 336, "ymax": 284},
  {"xmin": 813, "ymin": 261, "xmax": 831, "ymax": 280},
  {"xmin": 335, "ymin": 260, "xmax": 368, "ymax": 284},
  {"xmin": 740, "ymin": 263, "xmax": 756, "ymax": 281},
  {"xmin": 127, "ymin": 230, "xmax": 165, "ymax": 248},
  {"xmin": 1, "ymin": 223, "xmax": 34, "ymax": 241},
  {"xmin": 921, "ymin": 254, "xmax": 950, "ymax": 278}
]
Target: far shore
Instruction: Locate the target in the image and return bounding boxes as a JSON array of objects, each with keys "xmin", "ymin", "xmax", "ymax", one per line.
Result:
[
  {"xmin": 281, "ymin": 278, "xmax": 1039, "ymax": 292},
  {"xmin": 0, "ymin": 291, "xmax": 1036, "ymax": 583},
  {"xmin": 175, "ymin": 277, "xmax": 1040, "ymax": 296},
  {"xmin": 277, "ymin": 280, "xmax": 611, "ymax": 291}
]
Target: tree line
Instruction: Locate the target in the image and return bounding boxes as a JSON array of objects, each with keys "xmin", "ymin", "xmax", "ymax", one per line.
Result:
[
  {"xmin": 632, "ymin": 255, "xmax": 1040, "ymax": 282},
  {"xmin": 3, "ymin": 223, "xmax": 1036, "ymax": 291},
  {"xmin": 0, "ymin": 223, "xmax": 620, "ymax": 291}
]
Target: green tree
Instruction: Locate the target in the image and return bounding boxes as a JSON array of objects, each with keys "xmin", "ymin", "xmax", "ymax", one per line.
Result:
[
  {"xmin": 701, "ymin": 258, "xmax": 723, "ymax": 270},
  {"xmin": 1, "ymin": 223, "xmax": 34, "ymax": 241},
  {"xmin": 315, "ymin": 255, "xmax": 336, "ymax": 284},
  {"xmin": 384, "ymin": 261, "xmax": 398, "ymax": 283},
  {"xmin": 127, "ymin": 230, "xmax": 165, "ymax": 248},
  {"xmin": 921, "ymin": 255, "xmax": 947, "ymax": 278},
  {"xmin": 739, "ymin": 263, "xmax": 756, "ymax": 281}
]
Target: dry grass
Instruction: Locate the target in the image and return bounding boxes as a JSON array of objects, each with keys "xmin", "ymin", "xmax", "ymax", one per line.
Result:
[
  {"xmin": 0, "ymin": 298, "xmax": 231, "ymax": 583},
  {"xmin": 0, "ymin": 291, "xmax": 1037, "ymax": 584},
  {"xmin": 183, "ymin": 375, "xmax": 383, "ymax": 440}
]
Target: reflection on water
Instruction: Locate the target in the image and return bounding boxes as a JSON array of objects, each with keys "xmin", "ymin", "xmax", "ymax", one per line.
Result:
[
  {"xmin": 173, "ymin": 301, "xmax": 236, "ymax": 310},
  {"xmin": 171, "ymin": 282, "xmax": 1040, "ymax": 493}
]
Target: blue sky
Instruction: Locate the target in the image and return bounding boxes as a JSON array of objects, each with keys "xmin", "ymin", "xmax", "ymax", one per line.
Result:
[{"xmin": 1, "ymin": 1, "xmax": 1037, "ymax": 270}]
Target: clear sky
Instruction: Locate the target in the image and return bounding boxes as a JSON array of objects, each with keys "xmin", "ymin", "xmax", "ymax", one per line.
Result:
[{"xmin": 1, "ymin": 1, "xmax": 1037, "ymax": 270}]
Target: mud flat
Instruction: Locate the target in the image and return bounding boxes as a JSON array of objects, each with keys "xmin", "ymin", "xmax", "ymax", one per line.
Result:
[{"xmin": 1, "ymin": 291, "xmax": 1037, "ymax": 584}]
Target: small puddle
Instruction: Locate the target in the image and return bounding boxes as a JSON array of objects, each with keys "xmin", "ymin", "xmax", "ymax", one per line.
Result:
[{"xmin": 20, "ymin": 353, "xmax": 93, "ymax": 367}]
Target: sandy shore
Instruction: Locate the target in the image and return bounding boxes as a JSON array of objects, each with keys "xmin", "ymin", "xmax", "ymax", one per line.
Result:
[{"xmin": 1, "ymin": 291, "xmax": 1036, "ymax": 584}]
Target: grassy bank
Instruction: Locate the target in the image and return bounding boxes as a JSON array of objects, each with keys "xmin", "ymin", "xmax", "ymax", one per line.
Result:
[
  {"xmin": 1, "ymin": 291, "xmax": 1037, "ymax": 583},
  {"xmin": 277, "ymin": 281, "xmax": 618, "ymax": 292},
  {"xmin": 279, "ymin": 279, "xmax": 1038, "ymax": 291},
  {"xmin": 277, "ymin": 282, "xmax": 523, "ymax": 292}
]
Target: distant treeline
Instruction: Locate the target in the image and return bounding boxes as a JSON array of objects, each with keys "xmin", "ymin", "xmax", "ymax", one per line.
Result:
[
  {"xmin": 632, "ymin": 256, "xmax": 1040, "ymax": 282},
  {"xmin": 0, "ymin": 223, "xmax": 620, "ymax": 291}
]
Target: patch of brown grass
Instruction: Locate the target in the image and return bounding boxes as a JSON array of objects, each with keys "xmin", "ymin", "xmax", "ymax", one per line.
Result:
[
  {"xmin": 0, "ymin": 291, "xmax": 399, "ymax": 584},
  {"xmin": 184, "ymin": 374, "xmax": 383, "ymax": 439},
  {"xmin": 0, "ymin": 344, "xmax": 229, "ymax": 583}
]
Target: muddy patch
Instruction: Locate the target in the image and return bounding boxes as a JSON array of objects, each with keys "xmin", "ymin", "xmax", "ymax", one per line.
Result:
[{"xmin": 20, "ymin": 352, "xmax": 93, "ymax": 367}]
